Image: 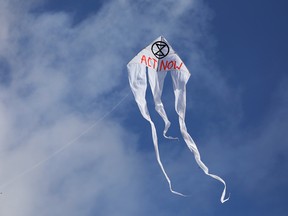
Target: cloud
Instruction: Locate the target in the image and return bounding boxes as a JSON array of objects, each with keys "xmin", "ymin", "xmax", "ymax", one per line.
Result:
[
  {"xmin": 0, "ymin": 0, "xmax": 253, "ymax": 215},
  {"xmin": 234, "ymin": 78, "xmax": 288, "ymax": 193}
]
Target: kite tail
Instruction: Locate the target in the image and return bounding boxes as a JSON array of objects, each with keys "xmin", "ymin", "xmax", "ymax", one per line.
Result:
[
  {"xmin": 155, "ymin": 104, "xmax": 178, "ymax": 140},
  {"xmin": 178, "ymin": 116, "xmax": 230, "ymax": 203},
  {"xmin": 148, "ymin": 119, "xmax": 186, "ymax": 197}
]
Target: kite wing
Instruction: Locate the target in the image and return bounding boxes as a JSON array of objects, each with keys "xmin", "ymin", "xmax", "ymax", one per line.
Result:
[{"xmin": 127, "ymin": 36, "xmax": 229, "ymax": 203}]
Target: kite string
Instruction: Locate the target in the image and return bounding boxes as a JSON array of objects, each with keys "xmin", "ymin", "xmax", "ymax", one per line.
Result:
[{"xmin": 0, "ymin": 93, "xmax": 130, "ymax": 191}]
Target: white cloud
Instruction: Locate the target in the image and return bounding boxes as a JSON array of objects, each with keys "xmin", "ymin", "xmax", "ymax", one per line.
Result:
[{"xmin": 0, "ymin": 0, "xmax": 234, "ymax": 215}]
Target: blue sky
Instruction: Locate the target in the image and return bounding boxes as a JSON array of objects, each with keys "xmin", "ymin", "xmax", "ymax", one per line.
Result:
[{"xmin": 0, "ymin": 0, "xmax": 287, "ymax": 215}]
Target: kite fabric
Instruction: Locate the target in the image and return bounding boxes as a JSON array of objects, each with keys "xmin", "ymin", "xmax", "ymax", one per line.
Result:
[{"xmin": 127, "ymin": 36, "xmax": 229, "ymax": 203}]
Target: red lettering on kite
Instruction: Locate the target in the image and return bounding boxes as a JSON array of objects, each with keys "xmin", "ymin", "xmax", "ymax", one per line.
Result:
[
  {"xmin": 159, "ymin": 60, "xmax": 183, "ymax": 71},
  {"xmin": 141, "ymin": 55, "xmax": 183, "ymax": 71},
  {"xmin": 168, "ymin": 61, "xmax": 174, "ymax": 70},
  {"xmin": 140, "ymin": 55, "xmax": 158, "ymax": 69},
  {"xmin": 140, "ymin": 55, "xmax": 147, "ymax": 65},
  {"xmin": 175, "ymin": 62, "xmax": 183, "ymax": 70},
  {"xmin": 159, "ymin": 60, "xmax": 168, "ymax": 71},
  {"xmin": 151, "ymin": 58, "xmax": 157, "ymax": 69}
]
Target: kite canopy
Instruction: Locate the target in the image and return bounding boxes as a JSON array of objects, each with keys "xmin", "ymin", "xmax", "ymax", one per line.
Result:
[{"xmin": 127, "ymin": 36, "xmax": 229, "ymax": 203}]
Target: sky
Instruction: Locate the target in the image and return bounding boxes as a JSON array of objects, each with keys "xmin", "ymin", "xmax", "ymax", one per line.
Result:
[{"xmin": 0, "ymin": 0, "xmax": 287, "ymax": 215}]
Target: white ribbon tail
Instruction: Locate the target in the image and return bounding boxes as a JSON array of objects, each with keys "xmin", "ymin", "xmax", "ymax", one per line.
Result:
[
  {"xmin": 149, "ymin": 120, "xmax": 186, "ymax": 197},
  {"xmin": 179, "ymin": 117, "xmax": 230, "ymax": 203},
  {"xmin": 155, "ymin": 104, "xmax": 179, "ymax": 140}
]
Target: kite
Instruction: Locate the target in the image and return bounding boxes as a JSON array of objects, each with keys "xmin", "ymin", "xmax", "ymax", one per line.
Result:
[{"xmin": 127, "ymin": 36, "xmax": 229, "ymax": 203}]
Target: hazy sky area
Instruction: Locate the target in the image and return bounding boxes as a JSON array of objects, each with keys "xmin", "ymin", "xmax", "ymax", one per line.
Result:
[{"xmin": 0, "ymin": 0, "xmax": 287, "ymax": 215}]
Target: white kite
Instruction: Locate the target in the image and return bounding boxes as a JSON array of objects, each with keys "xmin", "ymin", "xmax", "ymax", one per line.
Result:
[{"xmin": 127, "ymin": 36, "xmax": 229, "ymax": 203}]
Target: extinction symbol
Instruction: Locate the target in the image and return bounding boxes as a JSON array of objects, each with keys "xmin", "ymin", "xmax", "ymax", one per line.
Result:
[{"xmin": 151, "ymin": 41, "xmax": 169, "ymax": 59}]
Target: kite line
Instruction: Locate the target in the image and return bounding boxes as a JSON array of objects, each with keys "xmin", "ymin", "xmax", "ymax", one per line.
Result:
[{"xmin": 0, "ymin": 93, "xmax": 130, "ymax": 191}]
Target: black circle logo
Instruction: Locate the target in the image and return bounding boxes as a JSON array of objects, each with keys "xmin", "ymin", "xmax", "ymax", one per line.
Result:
[{"xmin": 151, "ymin": 41, "xmax": 170, "ymax": 59}]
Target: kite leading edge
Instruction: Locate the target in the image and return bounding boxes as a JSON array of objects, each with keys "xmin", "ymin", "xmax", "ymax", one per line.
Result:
[{"xmin": 127, "ymin": 36, "xmax": 230, "ymax": 203}]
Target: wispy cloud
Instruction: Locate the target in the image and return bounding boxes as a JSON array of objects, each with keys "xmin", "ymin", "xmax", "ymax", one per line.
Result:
[
  {"xmin": 2, "ymin": 0, "xmax": 286, "ymax": 215},
  {"xmin": 0, "ymin": 0, "xmax": 220, "ymax": 215}
]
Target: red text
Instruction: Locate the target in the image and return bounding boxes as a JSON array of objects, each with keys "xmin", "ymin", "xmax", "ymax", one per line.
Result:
[
  {"xmin": 159, "ymin": 60, "xmax": 183, "ymax": 71},
  {"xmin": 140, "ymin": 55, "xmax": 158, "ymax": 69}
]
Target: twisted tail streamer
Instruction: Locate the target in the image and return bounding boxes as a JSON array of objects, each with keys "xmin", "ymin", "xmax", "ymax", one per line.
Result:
[
  {"xmin": 0, "ymin": 93, "xmax": 130, "ymax": 191},
  {"xmin": 128, "ymin": 63, "xmax": 186, "ymax": 196},
  {"xmin": 127, "ymin": 36, "xmax": 229, "ymax": 203}
]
